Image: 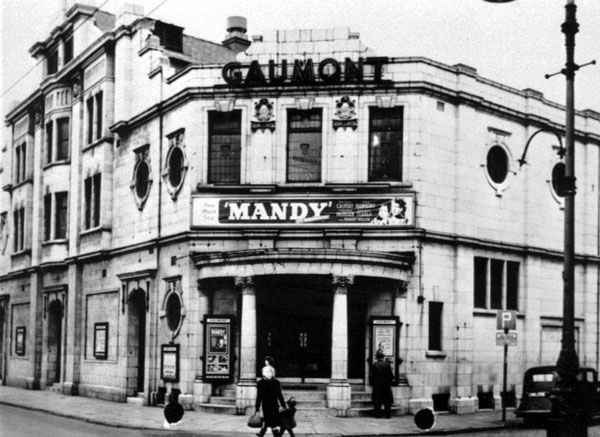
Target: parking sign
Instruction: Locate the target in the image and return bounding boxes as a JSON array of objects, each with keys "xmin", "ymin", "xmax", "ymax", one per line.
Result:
[{"xmin": 496, "ymin": 310, "xmax": 517, "ymax": 330}]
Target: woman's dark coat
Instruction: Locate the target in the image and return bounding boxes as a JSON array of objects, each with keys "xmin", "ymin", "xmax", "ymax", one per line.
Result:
[
  {"xmin": 370, "ymin": 360, "xmax": 394, "ymax": 405},
  {"xmin": 256, "ymin": 378, "xmax": 286, "ymax": 427}
]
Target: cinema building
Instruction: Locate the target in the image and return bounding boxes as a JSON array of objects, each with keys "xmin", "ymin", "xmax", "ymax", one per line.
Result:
[{"xmin": 1, "ymin": 3, "xmax": 600, "ymax": 417}]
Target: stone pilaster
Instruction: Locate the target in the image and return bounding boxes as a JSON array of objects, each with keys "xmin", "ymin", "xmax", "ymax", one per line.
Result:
[
  {"xmin": 193, "ymin": 280, "xmax": 212, "ymax": 404},
  {"xmin": 235, "ymin": 276, "xmax": 257, "ymax": 413},
  {"xmin": 327, "ymin": 275, "xmax": 352, "ymax": 416},
  {"xmin": 392, "ymin": 280, "xmax": 410, "ymax": 412},
  {"xmin": 29, "ymin": 271, "xmax": 43, "ymax": 390}
]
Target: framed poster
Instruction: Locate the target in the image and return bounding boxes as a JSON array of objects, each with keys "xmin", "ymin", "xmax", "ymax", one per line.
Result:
[
  {"xmin": 203, "ymin": 315, "xmax": 234, "ymax": 382},
  {"xmin": 93, "ymin": 322, "xmax": 108, "ymax": 359},
  {"xmin": 15, "ymin": 326, "xmax": 26, "ymax": 356},
  {"xmin": 369, "ymin": 316, "xmax": 401, "ymax": 380},
  {"xmin": 161, "ymin": 344, "xmax": 180, "ymax": 382}
]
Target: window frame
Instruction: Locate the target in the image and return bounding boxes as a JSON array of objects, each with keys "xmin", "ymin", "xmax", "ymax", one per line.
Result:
[
  {"xmin": 368, "ymin": 106, "xmax": 403, "ymax": 182},
  {"xmin": 473, "ymin": 257, "xmax": 520, "ymax": 311},
  {"xmin": 13, "ymin": 207, "xmax": 25, "ymax": 253},
  {"xmin": 46, "ymin": 121, "xmax": 53, "ymax": 164},
  {"xmin": 54, "ymin": 192, "xmax": 68, "ymax": 240},
  {"xmin": 286, "ymin": 108, "xmax": 323, "ymax": 183},
  {"xmin": 207, "ymin": 110, "xmax": 242, "ymax": 184},
  {"xmin": 428, "ymin": 301, "xmax": 443, "ymax": 352},
  {"xmin": 56, "ymin": 117, "xmax": 70, "ymax": 161},
  {"xmin": 83, "ymin": 173, "xmax": 101, "ymax": 230}
]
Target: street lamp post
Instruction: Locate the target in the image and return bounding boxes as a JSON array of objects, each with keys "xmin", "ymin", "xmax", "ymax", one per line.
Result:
[{"xmin": 485, "ymin": 0, "xmax": 595, "ymax": 435}]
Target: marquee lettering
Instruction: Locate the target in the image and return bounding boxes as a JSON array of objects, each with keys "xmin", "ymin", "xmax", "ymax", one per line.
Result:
[{"xmin": 222, "ymin": 57, "xmax": 388, "ymax": 86}]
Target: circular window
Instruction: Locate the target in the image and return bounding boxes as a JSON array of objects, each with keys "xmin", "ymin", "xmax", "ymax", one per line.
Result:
[
  {"xmin": 168, "ymin": 147, "xmax": 184, "ymax": 187},
  {"xmin": 552, "ymin": 162, "xmax": 566, "ymax": 198},
  {"xmin": 165, "ymin": 293, "xmax": 182, "ymax": 331},
  {"xmin": 135, "ymin": 161, "xmax": 150, "ymax": 199},
  {"xmin": 486, "ymin": 145, "xmax": 509, "ymax": 184}
]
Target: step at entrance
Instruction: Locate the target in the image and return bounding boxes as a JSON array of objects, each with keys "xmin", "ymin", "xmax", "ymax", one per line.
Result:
[
  {"xmin": 126, "ymin": 392, "xmax": 146, "ymax": 406},
  {"xmin": 45, "ymin": 383, "xmax": 62, "ymax": 394}
]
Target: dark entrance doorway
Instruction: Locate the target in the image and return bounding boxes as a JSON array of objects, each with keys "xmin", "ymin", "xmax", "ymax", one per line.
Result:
[
  {"xmin": 257, "ymin": 275, "xmax": 332, "ymax": 381},
  {"xmin": 47, "ymin": 300, "xmax": 62, "ymax": 384},
  {"xmin": 128, "ymin": 289, "xmax": 146, "ymax": 394}
]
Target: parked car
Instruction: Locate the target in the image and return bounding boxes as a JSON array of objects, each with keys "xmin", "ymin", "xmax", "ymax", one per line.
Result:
[{"xmin": 515, "ymin": 365, "xmax": 600, "ymax": 425}]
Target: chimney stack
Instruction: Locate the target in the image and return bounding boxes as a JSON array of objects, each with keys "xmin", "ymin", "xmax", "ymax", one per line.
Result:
[{"xmin": 222, "ymin": 16, "xmax": 251, "ymax": 54}]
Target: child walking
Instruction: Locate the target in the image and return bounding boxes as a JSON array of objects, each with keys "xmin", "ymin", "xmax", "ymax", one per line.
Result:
[{"xmin": 279, "ymin": 397, "xmax": 297, "ymax": 437}]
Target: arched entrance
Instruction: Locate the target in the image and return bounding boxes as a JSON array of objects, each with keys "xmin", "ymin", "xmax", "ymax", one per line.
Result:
[
  {"xmin": 47, "ymin": 300, "xmax": 62, "ymax": 384},
  {"xmin": 127, "ymin": 289, "xmax": 146, "ymax": 395}
]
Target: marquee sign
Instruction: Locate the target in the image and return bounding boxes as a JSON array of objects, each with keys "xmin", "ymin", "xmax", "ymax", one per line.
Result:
[
  {"xmin": 191, "ymin": 195, "xmax": 415, "ymax": 227},
  {"xmin": 222, "ymin": 57, "xmax": 389, "ymax": 87}
]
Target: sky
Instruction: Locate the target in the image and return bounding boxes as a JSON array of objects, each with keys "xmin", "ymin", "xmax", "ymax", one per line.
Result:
[{"xmin": 1, "ymin": 0, "xmax": 600, "ymax": 116}]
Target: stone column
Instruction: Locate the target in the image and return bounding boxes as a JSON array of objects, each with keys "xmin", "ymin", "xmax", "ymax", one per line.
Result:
[
  {"xmin": 235, "ymin": 276, "xmax": 257, "ymax": 414},
  {"xmin": 327, "ymin": 275, "xmax": 352, "ymax": 416},
  {"xmin": 392, "ymin": 280, "xmax": 410, "ymax": 414},
  {"xmin": 193, "ymin": 279, "xmax": 212, "ymax": 404}
]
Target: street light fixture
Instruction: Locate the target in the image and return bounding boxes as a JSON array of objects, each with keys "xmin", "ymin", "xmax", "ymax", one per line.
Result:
[{"xmin": 484, "ymin": 0, "xmax": 595, "ymax": 435}]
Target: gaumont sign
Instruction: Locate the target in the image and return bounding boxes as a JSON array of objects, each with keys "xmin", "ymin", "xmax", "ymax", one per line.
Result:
[
  {"xmin": 221, "ymin": 57, "xmax": 389, "ymax": 87},
  {"xmin": 191, "ymin": 195, "xmax": 414, "ymax": 227}
]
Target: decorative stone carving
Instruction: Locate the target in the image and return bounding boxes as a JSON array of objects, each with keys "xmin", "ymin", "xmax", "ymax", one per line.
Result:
[
  {"xmin": 332, "ymin": 275, "xmax": 354, "ymax": 293},
  {"xmin": 394, "ymin": 280, "xmax": 408, "ymax": 298},
  {"xmin": 250, "ymin": 98, "xmax": 275, "ymax": 132},
  {"xmin": 235, "ymin": 276, "xmax": 255, "ymax": 294},
  {"xmin": 214, "ymin": 99, "xmax": 235, "ymax": 112},
  {"xmin": 332, "ymin": 96, "xmax": 357, "ymax": 130},
  {"xmin": 72, "ymin": 74, "xmax": 82, "ymax": 99}
]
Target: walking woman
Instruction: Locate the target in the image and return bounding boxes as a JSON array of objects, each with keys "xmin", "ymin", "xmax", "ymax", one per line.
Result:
[{"xmin": 255, "ymin": 365, "xmax": 286, "ymax": 437}]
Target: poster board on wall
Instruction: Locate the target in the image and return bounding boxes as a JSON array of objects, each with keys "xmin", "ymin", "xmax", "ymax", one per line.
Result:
[
  {"xmin": 15, "ymin": 326, "xmax": 26, "ymax": 356},
  {"xmin": 93, "ymin": 322, "xmax": 108, "ymax": 359},
  {"xmin": 369, "ymin": 316, "xmax": 401, "ymax": 380},
  {"xmin": 202, "ymin": 315, "xmax": 234, "ymax": 382},
  {"xmin": 161, "ymin": 344, "xmax": 180, "ymax": 382}
]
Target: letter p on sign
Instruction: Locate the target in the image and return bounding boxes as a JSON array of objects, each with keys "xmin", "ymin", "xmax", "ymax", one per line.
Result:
[{"xmin": 496, "ymin": 310, "xmax": 517, "ymax": 330}]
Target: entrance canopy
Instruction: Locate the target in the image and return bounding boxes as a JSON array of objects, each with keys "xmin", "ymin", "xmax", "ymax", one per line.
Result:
[{"xmin": 191, "ymin": 248, "xmax": 414, "ymax": 281}]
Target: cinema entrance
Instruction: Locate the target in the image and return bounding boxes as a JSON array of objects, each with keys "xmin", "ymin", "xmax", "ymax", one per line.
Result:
[{"xmin": 255, "ymin": 274, "xmax": 370, "ymax": 383}]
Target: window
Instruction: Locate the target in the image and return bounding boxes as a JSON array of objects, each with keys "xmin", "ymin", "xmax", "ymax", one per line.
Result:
[
  {"xmin": 287, "ymin": 109, "xmax": 322, "ymax": 182},
  {"xmin": 56, "ymin": 118, "xmax": 69, "ymax": 160},
  {"xmin": 168, "ymin": 147, "xmax": 184, "ymax": 187},
  {"xmin": 164, "ymin": 129, "xmax": 187, "ymax": 200},
  {"xmin": 47, "ymin": 50, "xmax": 58, "ymax": 75},
  {"xmin": 64, "ymin": 36, "xmax": 73, "ymax": 64},
  {"xmin": 95, "ymin": 91, "xmax": 103, "ymax": 140},
  {"xmin": 428, "ymin": 301, "xmax": 443, "ymax": 351},
  {"xmin": 13, "ymin": 207, "xmax": 25, "ymax": 252},
  {"xmin": 486, "ymin": 145, "xmax": 509, "ymax": 184},
  {"xmin": 369, "ymin": 107, "xmax": 403, "ymax": 181},
  {"xmin": 86, "ymin": 97, "xmax": 94, "ymax": 144},
  {"xmin": 14, "ymin": 142, "xmax": 27, "ymax": 184},
  {"xmin": 54, "ymin": 192, "xmax": 68, "ymax": 239},
  {"xmin": 473, "ymin": 257, "xmax": 519, "ymax": 311},
  {"xmin": 44, "ymin": 194, "xmax": 52, "ymax": 241},
  {"xmin": 208, "ymin": 110, "xmax": 241, "ymax": 184},
  {"xmin": 84, "ymin": 174, "xmax": 101, "ymax": 230},
  {"xmin": 46, "ymin": 122, "xmax": 53, "ymax": 163}
]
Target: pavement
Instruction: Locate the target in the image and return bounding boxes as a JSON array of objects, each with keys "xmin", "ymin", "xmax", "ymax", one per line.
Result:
[{"xmin": 0, "ymin": 385, "xmax": 532, "ymax": 436}]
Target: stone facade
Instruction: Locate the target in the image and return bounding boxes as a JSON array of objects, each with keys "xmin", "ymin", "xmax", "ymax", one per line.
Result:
[{"xmin": 1, "ymin": 2, "xmax": 600, "ymax": 418}]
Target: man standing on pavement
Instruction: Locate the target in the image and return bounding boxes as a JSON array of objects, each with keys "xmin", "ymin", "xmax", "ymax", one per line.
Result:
[{"xmin": 370, "ymin": 350, "xmax": 394, "ymax": 418}]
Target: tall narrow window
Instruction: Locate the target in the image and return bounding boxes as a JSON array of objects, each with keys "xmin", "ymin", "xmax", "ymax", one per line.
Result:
[
  {"xmin": 84, "ymin": 174, "xmax": 101, "ymax": 230},
  {"xmin": 56, "ymin": 118, "xmax": 69, "ymax": 161},
  {"xmin": 15, "ymin": 146, "xmax": 21, "ymax": 183},
  {"xmin": 95, "ymin": 91, "xmax": 103, "ymax": 140},
  {"xmin": 474, "ymin": 257, "xmax": 487, "ymax": 309},
  {"xmin": 13, "ymin": 207, "xmax": 25, "ymax": 252},
  {"xmin": 46, "ymin": 122, "xmax": 53, "ymax": 163},
  {"xmin": 54, "ymin": 192, "xmax": 68, "ymax": 239},
  {"xmin": 490, "ymin": 259, "xmax": 504, "ymax": 310},
  {"xmin": 506, "ymin": 261, "xmax": 519, "ymax": 311},
  {"xmin": 92, "ymin": 173, "xmax": 101, "ymax": 227},
  {"xmin": 428, "ymin": 301, "xmax": 443, "ymax": 351},
  {"xmin": 20, "ymin": 143, "xmax": 26, "ymax": 182},
  {"xmin": 47, "ymin": 50, "xmax": 58, "ymax": 75},
  {"xmin": 369, "ymin": 107, "xmax": 403, "ymax": 181},
  {"xmin": 287, "ymin": 109, "xmax": 322, "ymax": 182},
  {"xmin": 44, "ymin": 194, "xmax": 52, "ymax": 241},
  {"xmin": 86, "ymin": 97, "xmax": 94, "ymax": 144},
  {"xmin": 63, "ymin": 36, "xmax": 73, "ymax": 64},
  {"xmin": 208, "ymin": 110, "xmax": 241, "ymax": 184},
  {"xmin": 14, "ymin": 142, "xmax": 26, "ymax": 183}
]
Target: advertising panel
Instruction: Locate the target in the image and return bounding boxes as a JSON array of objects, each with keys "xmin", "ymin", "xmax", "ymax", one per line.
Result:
[{"xmin": 203, "ymin": 316, "xmax": 235, "ymax": 382}]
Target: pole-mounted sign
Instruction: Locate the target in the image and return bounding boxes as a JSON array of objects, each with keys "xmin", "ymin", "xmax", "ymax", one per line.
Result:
[{"xmin": 496, "ymin": 309, "xmax": 517, "ymax": 422}]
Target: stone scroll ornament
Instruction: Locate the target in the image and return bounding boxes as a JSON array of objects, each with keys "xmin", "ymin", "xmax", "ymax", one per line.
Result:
[
  {"xmin": 251, "ymin": 98, "xmax": 275, "ymax": 132},
  {"xmin": 332, "ymin": 96, "xmax": 357, "ymax": 130}
]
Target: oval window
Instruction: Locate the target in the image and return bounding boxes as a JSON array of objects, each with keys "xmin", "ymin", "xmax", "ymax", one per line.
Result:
[
  {"xmin": 135, "ymin": 161, "xmax": 150, "ymax": 199},
  {"xmin": 552, "ymin": 162, "xmax": 566, "ymax": 198},
  {"xmin": 168, "ymin": 147, "xmax": 184, "ymax": 187},
  {"xmin": 165, "ymin": 293, "xmax": 182, "ymax": 331},
  {"xmin": 486, "ymin": 145, "xmax": 509, "ymax": 184}
]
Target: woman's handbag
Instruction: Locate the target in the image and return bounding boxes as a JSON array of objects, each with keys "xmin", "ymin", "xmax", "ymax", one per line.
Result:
[{"xmin": 247, "ymin": 412, "xmax": 263, "ymax": 428}]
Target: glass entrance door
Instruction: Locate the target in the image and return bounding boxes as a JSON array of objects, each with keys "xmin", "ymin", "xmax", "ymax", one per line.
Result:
[{"xmin": 257, "ymin": 275, "xmax": 332, "ymax": 381}]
